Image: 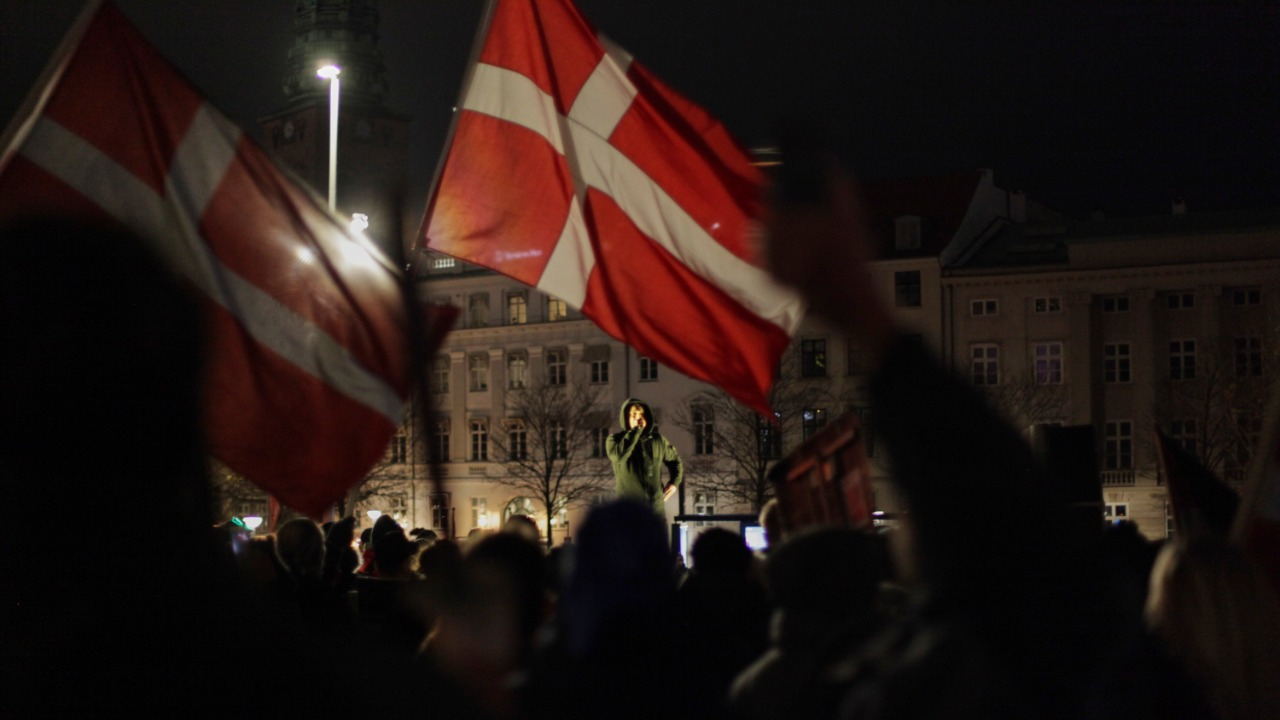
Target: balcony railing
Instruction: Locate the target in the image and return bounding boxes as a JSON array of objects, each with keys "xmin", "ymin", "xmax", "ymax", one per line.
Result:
[{"xmin": 1101, "ymin": 470, "xmax": 1135, "ymax": 486}]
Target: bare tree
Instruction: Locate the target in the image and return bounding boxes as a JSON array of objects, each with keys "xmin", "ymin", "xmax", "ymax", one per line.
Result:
[
  {"xmin": 673, "ymin": 350, "xmax": 835, "ymax": 514},
  {"xmin": 1153, "ymin": 333, "xmax": 1278, "ymax": 487},
  {"xmin": 488, "ymin": 375, "xmax": 613, "ymax": 547},
  {"xmin": 979, "ymin": 369, "xmax": 1069, "ymax": 435}
]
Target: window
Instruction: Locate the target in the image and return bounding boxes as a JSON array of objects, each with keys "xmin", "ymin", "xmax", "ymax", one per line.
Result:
[
  {"xmin": 1169, "ymin": 340, "xmax": 1196, "ymax": 380},
  {"xmin": 1104, "ymin": 420, "xmax": 1132, "ymax": 470},
  {"xmin": 389, "ymin": 425, "xmax": 408, "ymax": 463},
  {"xmin": 1235, "ymin": 412, "xmax": 1262, "ymax": 470},
  {"xmin": 547, "ymin": 350, "xmax": 567, "ymax": 386},
  {"xmin": 1101, "ymin": 295, "xmax": 1129, "ymax": 313},
  {"xmin": 894, "ymin": 216, "xmax": 921, "ymax": 251},
  {"xmin": 471, "ymin": 497, "xmax": 488, "ymax": 529},
  {"xmin": 547, "ymin": 297, "xmax": 568, "ymax": 322},
  {"xmin": 503, "ymin": 496, "xmax": 536, "ymax": 524},
  {"xmin": 470, "ymin": 419, "xmax": 488, "ymax": 461},
  {"xmin": 507, "ymin": 422, "xmax": 528, "ymax": 460},
  {"xmin": 551, "ymin": 422, "xmax": 568, "ymax": 459},
  {"xmin": 469, "ymin": 293, "xmax": 489, "ymax": 328},
  {"xmin": 1166, "ymin": 502, "xmax": 1176, "ymax": 539},
  {"xmin": 802, "ymin": 408, "xmax": 827, "ymax": 441},
  {"xmin": 431, "ymin": 256, "xmax": 456, "ymax": 270},
  {"xmin": 894, "ymin": 271, "xmax": 921, "ymax": 307},
  {"xmin": 801, "ymin": 339, "xmax": 827, "ymax": 377},
  {"xmin": 693, "ymin": 407, "xmax": 714, "ymax": 455},
  {"xmin": 639, "ymin": 356, "xmax": 659, "ymax": 382},
  {"xmin": 469, "ymin": 353, "xmax": 490, "ymax": 391},
  {"xmin": 1103, "ymin": 503, "xmax": 1129, "ymax": 521},
  {"xmin": 432, "ymin": 356, "xmax": 450, "ymax": 394},
  {"xmin": 855, "ymin": 406, "xmax": 875, "ymax": 458},
  {"xmin": 1168, "ymin": 419, "xmax": 1198, "ymax": 456},
  {"xmin": 846, "ymin": 343, "xmax": 863, "ymax": 375},
  {"xmin": 1104, "ymin": 343, "xmax": 1131, "ymax": 383},
  {"xmin": 591, "ymin": 360, "xmax": 610, "ymax": 384},
  {"xmin": 1232, "ymin": 287, "xmax": 1262, "ymax": 306},
  {"xmin": 385, "ymin": 492, "xmax": 409, "ymax": 525},
  {"xmin": 1034, "ymin": 297, "xmax": 1062, "ymax": 313},
  {"xmin": 430, "ymin": 492, "xmax": 451, "ymax": 530},
  {"xmin": 757, "ymin": 413, "xmax": 782, "ymax": 460},
  {"xmin": 1033, "ymin": 342, "xmax": 1063, "ymax": 385},
  {"xmin": 591, "ymin": 426, "xmax": 609, "ymax": 458},
  {"xmin": 507, "ymin": 292, "xmax": 527, "ymax": 325},
  {"xmin": 1166, "ymin": 290, "xmax": 1195, "ymax": 309},
  {"xmin": 694, "ymin": 491, "xmax": 717, "ymax": 524},
  {"xmin": 970, "ymin": 299, "xmax": 998, "ymax": 316},
  {"xmin": 1235, "ymin": 337, "xmax": 1263, "ymax": 377},
  {"xmin": 507, "ymin": 352, "xmax": 528, "ymax": 389},
  {"xmin": 433, "ymin": 420, "xmax": 450, "ymax": 462},
  {"xmin": 970, "ymin": 344, "xmax": 999, "ymax": 386}
]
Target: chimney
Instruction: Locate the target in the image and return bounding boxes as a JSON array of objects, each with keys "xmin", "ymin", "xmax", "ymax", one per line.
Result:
[{"xmin": 1172, "ymin": 198, "xmax": 1187, "ymax": 215}]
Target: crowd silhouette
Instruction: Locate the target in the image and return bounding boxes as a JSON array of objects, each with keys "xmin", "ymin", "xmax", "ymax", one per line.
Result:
[{"xmin": 4, "ymin": 164, "xmax": 1279, "ymax": 720}]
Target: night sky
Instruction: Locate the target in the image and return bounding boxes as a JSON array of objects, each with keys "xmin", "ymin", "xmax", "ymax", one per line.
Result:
[{"xmin": 3, "ymin": 1, "xmax": 1278, "ymax": 220}]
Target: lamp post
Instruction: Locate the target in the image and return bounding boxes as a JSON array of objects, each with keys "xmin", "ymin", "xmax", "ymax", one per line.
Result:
[{"xmin": 316, "ymin": 64, "xmax": 341, "ymax": 211}]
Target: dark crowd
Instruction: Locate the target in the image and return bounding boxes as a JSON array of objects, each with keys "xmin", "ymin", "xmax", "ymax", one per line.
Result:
[{"xmin": 4, "ymin": 184, "xmax": 1280, "ymax": 720}]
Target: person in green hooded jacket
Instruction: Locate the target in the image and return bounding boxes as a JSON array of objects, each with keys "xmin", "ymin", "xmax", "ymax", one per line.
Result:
[{"xmin": 606, "ymin": 397, "xmax": 684, "ymax": 518}]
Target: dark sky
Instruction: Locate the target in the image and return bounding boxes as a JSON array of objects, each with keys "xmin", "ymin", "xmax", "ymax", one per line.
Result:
[{"xmin": 3, "ymin": 1, "xmax": 1278, "ymax": 219}]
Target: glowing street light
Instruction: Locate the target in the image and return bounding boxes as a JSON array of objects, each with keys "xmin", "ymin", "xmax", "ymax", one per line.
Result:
[{"xmin": 316, "ymin": 64, "xmax": 341, "ymax": 211}]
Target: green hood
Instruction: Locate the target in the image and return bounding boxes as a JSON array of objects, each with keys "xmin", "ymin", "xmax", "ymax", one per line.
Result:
[{"xmin": 618, "ymin": 397, "xmax": 655, "ymax": 430}]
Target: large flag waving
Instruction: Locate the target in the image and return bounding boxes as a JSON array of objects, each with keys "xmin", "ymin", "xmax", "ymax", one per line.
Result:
[
  {"xmin": 0, "ymin": 2, "xmax": 411, "ymax": 517},
  {"xmin": 420, "ymin": 0, "xmax": 804, "ymax": 416}
]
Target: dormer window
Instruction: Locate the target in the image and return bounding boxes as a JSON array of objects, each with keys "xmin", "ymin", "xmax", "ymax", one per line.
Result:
[{"xmin": 895, "ymin": 215, "xmax": 922, "ymax": 251}]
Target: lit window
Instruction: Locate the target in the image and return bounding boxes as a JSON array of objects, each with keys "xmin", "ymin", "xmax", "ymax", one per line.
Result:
[
  {"xmin": 471, "ymin": 497, "xmax": 488, "ymax": 529},
  {"xmin": 970, "ymin": 344, "xmax": 999, "ymax": 386},
  {"xmin": 801, "ymin": 339, "xmax": 827, "ymax": 377},
  {"xmin": 547, "ymin": 297, "xmax": 568, "ymax": 322},
  {"xmin": 507, "ymin": 292, "xmax": 528, "ymax": 325},
  {"xmin": 507, "ymin": 352, "xmax": 528, "ymax": 389}
]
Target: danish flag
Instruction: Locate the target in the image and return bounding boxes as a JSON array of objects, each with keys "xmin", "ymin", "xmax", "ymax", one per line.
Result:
[
  {"xmin": 0, "ymin": 2, "xmax": 411, "ymax": 517},
  {"xmin": 421, "ymin": 0, "xmax": 804, "ymax": 417}
]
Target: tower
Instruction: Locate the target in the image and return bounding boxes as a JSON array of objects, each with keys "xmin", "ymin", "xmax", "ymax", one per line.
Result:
[{"xmin": 259, "ymin": 0, "xmax": 411, "ymax": 254}]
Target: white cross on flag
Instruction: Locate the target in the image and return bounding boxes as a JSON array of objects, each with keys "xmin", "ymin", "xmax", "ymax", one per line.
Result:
[
  {"xmin": 0, "ymin": 2, "xmax": 411, "ymax": 517},
  {"xmin": 421, "ymin": 0, "xmax": 804, "ymax": 416}
]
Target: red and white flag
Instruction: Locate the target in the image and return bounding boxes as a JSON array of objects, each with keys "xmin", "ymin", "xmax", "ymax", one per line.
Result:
[
  {"xmin": 420, "ymin": 0, "xmax": 803, "ymax": 417},
  {"xmin": 0, "ymin": 2, "xmax": 411, "ymax": 517}
]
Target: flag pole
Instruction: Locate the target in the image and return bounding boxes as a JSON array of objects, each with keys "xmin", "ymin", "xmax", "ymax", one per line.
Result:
[
  {"xmin": 0, "ymin": 0, "xmax": 104, "ymax": 172},
  {"xmin": 408, "ymin": 0, "xmax": 501, "ymax": 273}
]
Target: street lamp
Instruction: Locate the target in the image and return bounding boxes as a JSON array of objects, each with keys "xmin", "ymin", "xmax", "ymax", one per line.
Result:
[
  {"xmin": 242, "ymin": 515, "xmax": 263, "ymax": 534},
  {"xmin": 366, "ymin": 509, "xmax": 382, "ymax": 525},
  {"xmin": 316, "ymin": 64, "xmax": 341, "ymax": 211}
]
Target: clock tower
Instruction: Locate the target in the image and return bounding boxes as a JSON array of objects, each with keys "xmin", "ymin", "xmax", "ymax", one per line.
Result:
[{"xmin": 259, "ymin": 0, "xmax": 410, "ymax": 254}]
